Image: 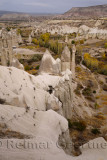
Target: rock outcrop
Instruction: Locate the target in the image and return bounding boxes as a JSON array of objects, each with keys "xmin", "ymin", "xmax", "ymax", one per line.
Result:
[
  {"xmin": 11, "ymin": 58, "xmax": 24, "ymax": 70},
  {"xmin": 28, "ymin": 34, "xmax": 32, "ymax": 44},
  {"xmin": 0, "ymin": 28, "xmax": 19, "ymax": 67},
  {"xmin": 71, "ymin": 45, "xmax": 76, "ymax": 79},
  {"xmin": 34, "ymin": 24, "xmax": 107, "ymax": 40},
  {"xmin": 39, "ymin": 49, "xmax": 61, "ymax": 75},
  {"xmin": 55, "ymin": 70, "xmax": 73, "ymax": 119},
  {"xmin": 18, "ymin": 33, "xmax": 23, "ymax": 44},
  {"xmin": 61, "ymin": 46, "xmax": 71, "ymax": 72},
  {"xmin": 0, "ymin": 66, "xmax": 106, "ymax": 160},
  {"xmin": 0, "ymin": 28, "xmax": 13, "ymax": 66},
  {"xmin": 58, "ymin": 4, "xmax": 107, "ymax": 19}
]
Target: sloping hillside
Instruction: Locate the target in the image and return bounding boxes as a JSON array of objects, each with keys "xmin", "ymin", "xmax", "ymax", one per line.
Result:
[{"xmin": 58, "ymin": 4, "xmax": 107, "ymax": 19}]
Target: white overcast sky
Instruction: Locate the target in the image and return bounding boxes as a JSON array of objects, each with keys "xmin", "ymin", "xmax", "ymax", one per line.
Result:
[{"xmin": 0, "ymin": 0, "xmax": 107, "ymax": 13}]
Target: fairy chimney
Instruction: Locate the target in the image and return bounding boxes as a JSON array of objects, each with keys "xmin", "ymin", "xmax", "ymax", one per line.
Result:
[
  {"xmin": 61, "ymin": 45, "xmax": 71, "ymax": 72},
  {"xmin": 71, "ymin": 44, "xmax": 76, "ymax": 79},
  {"xmin": 39, "ymin": 49, "xmax": 61, "ymax": 75}
]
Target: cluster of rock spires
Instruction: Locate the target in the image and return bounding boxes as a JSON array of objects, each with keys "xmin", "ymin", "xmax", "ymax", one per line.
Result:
[
  {"xmin": 34, "ymin": 24, "xmax": 107, "ymax": 40},
  {"xmin": 39, "ymin": 49, "xmax": 61, "ymax": 75},
  {"xmin": 0, "ymin": 28, "xmax": 24, "ymax": 69},
  {"xmin": 0, "ymin": 28, "xmax": 107, "ymax": 160},
  {"xmin": 0, "ymin": 52, "xmax": 106, "ymax": 160},
  {"xmin": 39, "ymin": 45, "xmax": 76, "ymax": 79}
]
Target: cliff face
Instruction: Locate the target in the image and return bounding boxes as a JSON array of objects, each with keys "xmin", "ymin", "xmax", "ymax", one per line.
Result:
[{"xmin": 61, "ymin": 5, "xmax": 107, "ymax": 19}]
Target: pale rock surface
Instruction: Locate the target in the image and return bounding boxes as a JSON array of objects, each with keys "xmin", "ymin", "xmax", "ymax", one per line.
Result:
[
  {"xmin": 17, "ymin": 33, "xmax": 23, "ymax": 44},
  {"xmin": 61, "ymin": 46, "xmax": 71, "ymax": 72},
  {"xmin": 71, "ymin": 45, "xmax": 76, "ymax": 79},
  {"xmin": 88, "ymin": 27, "xmax": 107, "ymax": 39},
  {"xmin": 34, "ymin": 24, "xmax": 107, "ymax": 40},
  {"xmin": 55, "ymin": 73, "xmax": 73, "ymax": 119},
  {"xmin": 13, "ymin": 48, "xmax": 44, "ymax": 55},
  {"xmin": 11, "ymin": 58, "xmax": 24, "ymax": 70},
  {"xmin": 78, "ymin": 25, "xmax": 90, "ymax": 35},
  {"xmin": 0, "ymin": 66, "xmax": 106, "ymax": 160},
  {"xmin": 28, "ymin": 35, "xmax": 32, "ymax": 44},
  {"xmin": 0, "ymin": 66, "xmax": 61, "ymax": 111},
  {"xmin": 31, "ymin": 30, "xmax": 34, "ymax": 37},
  {"xmin": 39, "ymin": 49, "xmax": 61, "ymax": 75}
]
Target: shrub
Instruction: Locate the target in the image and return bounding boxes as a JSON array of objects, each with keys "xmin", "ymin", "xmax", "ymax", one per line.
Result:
[
  {"xmin": 67, "ymin": 119, "xmax": 73, "ymax": 129},
  {"xmin": 91, "ymin": 128, "xmax": 101, "ymax": 135},
  {"xmin": 32, "ymin": 55, "xmax": 42, "ymax": 62},
  {"xmin": 68, "ymin": 120, "xmax": 86, "ymax": 131},
  {"xmin": 32, "ymin": 38, "xmax": 39, "ymax": 45},
  {"xmin": 72, "ymin": 121, "xmax": 86, "ymax": 131},
  {"xmin": 104, "ymin": 43, "xmax": 107, "ymax": 49},
  {"xmin": 26, "ymin": 46, "xmax": 35, "ymax": 50},
  {"xmin": 83, "ymin": 53, "xmax": 99, "ymax": 71},
  {"xmin": 83, "ymin": 53, "xmax": 107, "ymax": 75},
  {"xmin": 6, "ymin": 27, "xmax": 11, "ymax": 31},
  {"xmin": 28, "ymin": 55, "xmax": 42, "ymax": 63},
  {"xmin": 98, "ymin": 65, "xmax": 107, "ymax": 75},
  {"xmin": 0, "ymin": 98, "xmax": 5, "ymax": 104},
  {"xmin": 19, "ymin": 59, "xmax": 25, "ymax": 64},
  {"xmin": 93, "ymin": 90, "xmax": 96, "ymax": 94},
  {"xmin": 24, "ymin": 65, "xmax": 30, "ymax": 71},
  {"xmin": 80, "ymin": 40, "xmax": 84, "ymax": 44},
  {"xmin": 74, "ymin": 83, "xmax": 83, "ymax": 95},
  {"xmin": 76, "ymin": 66, "xmax": 82, "ymax": 72},
  {"xmin": 35, "ymin": 65, "xmax": 40, "ymax": 70},
  {"xmin": 68, "ymin": 33, "xmax": 76, "ymax": 38},
  {"xmin": 95, "ymin": 114, "xmax": 106, "ymax": 120},
  {"xmin": 82, "ymin": 87, "xmax": 92, "ymax": 96},
  {"xmin": 72, "ymin": 40, "xmax": 75, "ymax": 44}
]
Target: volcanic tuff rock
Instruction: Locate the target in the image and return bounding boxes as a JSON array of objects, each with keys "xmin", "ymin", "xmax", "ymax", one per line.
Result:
[
  {"xmin": 11, "ymin": 58, "xmax": 24, "ymax": 70},
  {"xmin": 39, "ymin": 49, "xmax": 61, "ymax": 75},
  {"xmin": 0, "ymin": 66, "xmax": 106, "ymax": 160},
  {"xmin": 61, "ymin": 46, "xmax": 71, "ymax": 72},
  {"xmin": 61, "ymin": 4, "xmax": 107, "ymax": 19}
]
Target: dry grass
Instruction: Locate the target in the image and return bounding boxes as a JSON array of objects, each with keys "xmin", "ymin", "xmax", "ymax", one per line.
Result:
[
  {"xmin": 95, "ymin": 115, "xmax": 106, "ymax": 120},
  {"xmin": 27, "ymin": 69, "xmax": 38, "ymax": 75},
  {"xmin": 95, "ymin": 96, "xmax": 100, "ymax": 99},
  {"xmin": 102, "ymin": 102, "xmax": 107, "ymax": 105},
  {"xmin": 100, "ymin": 95, "xmax": 107, "ymax": 101},
  {"xmin": 0, "ymin": 123, "xmax": 30, "ymax": 139}
]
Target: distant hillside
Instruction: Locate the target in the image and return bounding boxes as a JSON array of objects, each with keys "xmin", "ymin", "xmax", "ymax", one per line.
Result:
[
  {"xmin": 56, "ymin": 4, "xmax": 107, "ymax": 19},
  {"xmin": 0, "ymin": 11, "xmax": 55, "ymax": 21},
  {"xmin": 0, "ymin": 11, "xmax": 20, "ymax": 16},
  {"xmin": 0, "ymin": 11, "xmax": 30, "ymax": 21}
]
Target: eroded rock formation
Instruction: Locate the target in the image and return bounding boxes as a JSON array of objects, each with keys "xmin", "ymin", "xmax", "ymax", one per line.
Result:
[
  {"xmin": 39, "ymin": 49, "xmax": 61, "ymax": 75},
  {"xmin": 61, "ymin": 46, "xmax": 71, "ymax": 72}
]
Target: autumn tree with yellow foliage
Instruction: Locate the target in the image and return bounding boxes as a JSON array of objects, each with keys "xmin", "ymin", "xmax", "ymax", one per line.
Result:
[{"xmin": 83, "ymin": 53, "xmax": 107, "ymax": 75}]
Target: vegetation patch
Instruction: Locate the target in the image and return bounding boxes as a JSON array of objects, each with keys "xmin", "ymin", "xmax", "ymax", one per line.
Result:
[
  {"xmin": 82, "ymin": 87, "xmax": 92, "ymax": 96},
  {"xmin": 68, "ymin": 120, "xmax": 86, "ymax": 132},
  {"xmin": 91, "ymin": 128, "xmax": 101, "ymax": 135},
  {"xmin": 83, "ymin": 53, "xmax": 107, "ymax": 75},
  {"xmin": 0, "ymin": 98, "xmax": 5, "ymax": 104},
  {"xmin": 74, "ymin": 83, "xmax": 83, "ymax": 96},
  {"xmin": 24, "ymin": 65, "xmax": 32, "ymax": 71}
]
